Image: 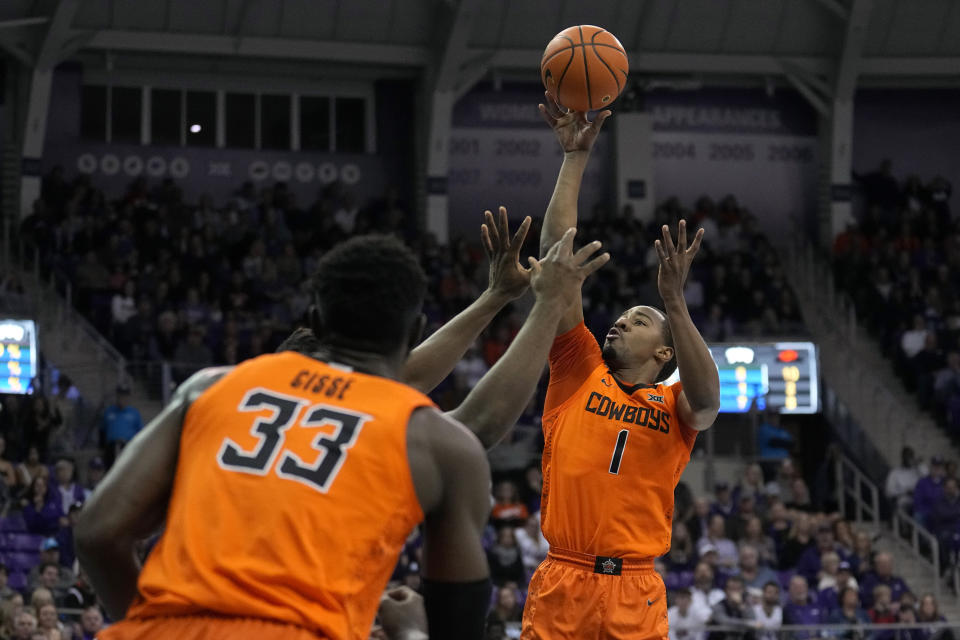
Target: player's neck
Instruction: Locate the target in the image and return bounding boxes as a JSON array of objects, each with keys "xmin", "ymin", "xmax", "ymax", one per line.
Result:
[
  {"xmin": 309, "ymin": 345, "xmax": 403, "ymax": 380},
  {"xmin": 610, "ymin": 361, "xmax": 661, "ymax": 387}
]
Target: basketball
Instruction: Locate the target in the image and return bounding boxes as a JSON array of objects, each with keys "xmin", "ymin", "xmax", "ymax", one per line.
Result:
[{"xmin": 540, "ymin": 25, "xmax": 629, "ymax": 112}]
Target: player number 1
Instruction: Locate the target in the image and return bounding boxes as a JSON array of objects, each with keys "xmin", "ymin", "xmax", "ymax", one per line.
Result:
[{"xmin": 609, "ymin": 429, "xmax": 629, "ymax": 475}]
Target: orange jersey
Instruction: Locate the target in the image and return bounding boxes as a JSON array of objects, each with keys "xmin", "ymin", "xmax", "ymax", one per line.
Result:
[
  {"xmin": 118, "ymin": 352, "xmax": 432, "ymax": 639},
  {"xmin": 540, "ymin": 323, "xmax": 698, "ymax": 559}
]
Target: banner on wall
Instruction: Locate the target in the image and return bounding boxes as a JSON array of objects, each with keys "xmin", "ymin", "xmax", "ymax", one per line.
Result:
[
  {"xmin": 42, "ymin": 143, "xmax": 388, "ymax": 206},
  {"xmin": 450, "ymin": 86, "xmax": 819, "ymax": 237}
]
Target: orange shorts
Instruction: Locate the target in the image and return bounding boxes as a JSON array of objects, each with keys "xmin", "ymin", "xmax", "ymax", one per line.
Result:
[
  {"xmin": 97, "ymin": 615, "xmax": 323, "ymax": 640},
  {"xmin": 521, "ymin": 548, "xmax": 669, "ymax": 640}
]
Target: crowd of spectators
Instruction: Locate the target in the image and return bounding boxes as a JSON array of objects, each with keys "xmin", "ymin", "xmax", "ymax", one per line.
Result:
[
  {"xmin": 9, "ymin": 168, "xmax": 895, "ymax": 639},
  {"xmin": 834, "ymin": 161, "xmax": 958, "ymax": 440}
]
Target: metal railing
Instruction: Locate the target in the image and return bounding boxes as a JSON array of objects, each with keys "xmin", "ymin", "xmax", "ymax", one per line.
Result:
[
  {"xmin": 893, "ymin": 507, "xmax": 944, "ymax": 603},
  {"xmin": 835, "ymin": 452, "xmax": 881, "ymax": 528}
]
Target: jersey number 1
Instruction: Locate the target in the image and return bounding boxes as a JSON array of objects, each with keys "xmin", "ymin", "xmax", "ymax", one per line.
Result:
[
  {"xmin": 609, "ymin": 429, "xmax": 629, "ymax": 475},
  {"xmin": 217, "ymin": 388, "xmax": 369, "ymax": 493}
]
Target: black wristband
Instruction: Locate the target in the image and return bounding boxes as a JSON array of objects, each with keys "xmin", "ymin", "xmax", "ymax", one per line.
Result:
[{"xmin": 422, "ymin": 577, "xmax": 492, "ymax": 640}]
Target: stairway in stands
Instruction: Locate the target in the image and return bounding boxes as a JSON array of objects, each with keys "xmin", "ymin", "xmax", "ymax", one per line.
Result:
[{"xmin": 783, "ymin": 241, "xmax": 960, "ymax": 469}]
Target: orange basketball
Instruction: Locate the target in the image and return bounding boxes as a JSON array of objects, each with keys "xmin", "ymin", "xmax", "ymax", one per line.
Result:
[{"xmin": 541, "ymin": 25, "xmax": 629, "ymax": 112}]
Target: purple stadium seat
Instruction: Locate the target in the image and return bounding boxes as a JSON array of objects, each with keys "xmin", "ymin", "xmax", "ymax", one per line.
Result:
[
  {"xmin": 5, "ymin": 533, "xmax": 45, "ymax": 552},
  {"xmin": 0, "ymin": 516, "xmax": 27, "ymax": 533},
  {"xmin": 7, "ymin": 571, "xmax": 27, "ymax": 591},
  {"xmin": 1, "ymin": 552, "xmax": 39, "ymax": 572}
]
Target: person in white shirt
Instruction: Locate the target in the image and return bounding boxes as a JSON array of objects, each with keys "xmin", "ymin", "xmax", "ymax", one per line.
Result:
[
  {"xmin": 690, "ymin": 561, "xmax": 724, "ymax": 624},
  {"xmin": 513, "ymin": 513, "xmax": 549, "ymax": 575},
  {"xmin": 752, "ymin": 581, "xmax": 783, "ymax": 640},
  {"xmin": 900, "ymin": 315, "xmax": 929, "ymax": 359},
  {"xmin": 697, "ymin": 514, "xmax": 739, "ymax": 569},
  {"xmin": 669, "ymin": 588, "xmax": 705, "ymax": 640},
  {"xmin": 885, "ymin": 446, "xmax": 922, "ymax": 512}
]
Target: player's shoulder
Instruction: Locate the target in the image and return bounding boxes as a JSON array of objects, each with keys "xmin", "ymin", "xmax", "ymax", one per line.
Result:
[{"xmin": 174, "ymin": 366, "xmax": 235, "ymax": 406}]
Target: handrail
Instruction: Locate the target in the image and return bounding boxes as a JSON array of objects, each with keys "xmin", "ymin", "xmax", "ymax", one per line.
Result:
[
  {"xmin": 892, "ymin": 507, "xmax": 942, "ymax": 603},
  {"xmin": 834, "ymin": 452, "xmax": 880, "ymax": 528}
]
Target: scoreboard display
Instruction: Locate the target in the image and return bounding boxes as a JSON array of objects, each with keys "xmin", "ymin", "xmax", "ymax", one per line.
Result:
[
  {"xmin": 664, "ymin": 342, "xmax": 819, "ymax": 414},
  {"xmin": 0, "ymin": 320, "xmax": 37, "ymax": 395}
]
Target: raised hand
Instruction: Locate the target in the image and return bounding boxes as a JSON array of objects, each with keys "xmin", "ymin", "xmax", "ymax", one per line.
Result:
[
  {"xmin": 482, "ymin": 206, "xmax": 533, "ymax": 301},
  {"xmin": 655, "ymin": 219, "xmax": 704, "ymax": 304},
  {"xmin": 529, "ymin": 228, "xmax": 610, "ymax": 308},
  {"xmin": 538, "ymin": 92, "xmax": 611, "ymax": 154}
]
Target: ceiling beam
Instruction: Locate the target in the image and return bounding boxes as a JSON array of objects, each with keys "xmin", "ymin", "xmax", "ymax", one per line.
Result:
[
  {"xmin": 0, "ymin": 31, "xmax": 36, "ymax": 66},
  {"xmin": 0, "ymin": 17, "xmax": 48, "ymax": 30},
  {"xmin": 432, "ymin": 0, "xmax": 484, "ymax": 92},
  {"xmin": 70, "ymin": 30, "xmax": 960, "ymax": 79},
  {"xmin": 784, "ymin": 72, "xmax": 830, "ymax": 116},
  {"xmin": 36, "ymin": 0, "xmax": 81, "ymax": 69},
  {"xmin": 83, "ymin": 29, "xmax": 429, "ymax": 66},
  {"xmin": 807, "ymin": 0, "xmax": 848, "ymax": 21},
  {"xmin": 834, "ymin": 0, "xmax": 873, "ymax": 99}
]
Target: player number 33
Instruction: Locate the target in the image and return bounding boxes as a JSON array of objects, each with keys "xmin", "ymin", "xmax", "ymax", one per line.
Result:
[{"xmin": 216, "ymin": 388, "xmax": 370, "ymax": 493}]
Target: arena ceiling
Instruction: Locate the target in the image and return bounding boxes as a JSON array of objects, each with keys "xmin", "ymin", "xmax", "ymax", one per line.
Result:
[{"xmin": 1, "ymin": 0, "xmax": 959, "ymax": 89}]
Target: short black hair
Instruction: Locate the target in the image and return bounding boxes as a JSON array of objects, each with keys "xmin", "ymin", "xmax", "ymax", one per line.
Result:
[
  {"xmin": 654, "ymin": 307, "xmax": 677, "ymax": 383},
  {"xmin": 311, "ymin": 235, "xmax": 427, "ymax": 355},
  {"xmin": 276, "ymin": 327, "xmax": 322, "ymax": 355}
]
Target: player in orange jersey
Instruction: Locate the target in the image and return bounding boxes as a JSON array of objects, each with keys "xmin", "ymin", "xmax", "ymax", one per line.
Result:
[
  {"xmin": 519, "ymin": 96, "xmax": 721, "ymax": 640},
  {"xmin": 76, "ymin": 227, "xmax": 608, "ymax": 640}
]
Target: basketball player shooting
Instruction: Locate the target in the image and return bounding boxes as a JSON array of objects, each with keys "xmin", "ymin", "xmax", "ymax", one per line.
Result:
[
  {"xmin": 75, "ymin": 229, "xmax": 608, "ymax": 640},
  {"xmin": 519, "ymin": 95, "xmax": 721, "ymax": 640}
]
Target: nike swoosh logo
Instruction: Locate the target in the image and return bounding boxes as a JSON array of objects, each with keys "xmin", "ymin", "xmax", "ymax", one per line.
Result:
[{"xmin": 647, "ymin": 598, "xmax": 659, "ymax": 606}]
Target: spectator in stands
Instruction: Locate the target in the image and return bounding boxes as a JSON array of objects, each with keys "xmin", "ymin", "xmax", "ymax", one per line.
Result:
[
  {"xmin": 739, "ymin": 517, "xmax": 777, "ymax": 569},
  {"xmin": 832, "ymin": 521, "xmax": 856, "ymax": 556},
  {"xmin": 21, "ymin": 477, "xmax": 60, "ymax": 536},
  {"xmin": 514, "ymin": 513, "xmax": 549, "ymax": 575},
  {"xmin": 687, "ymin": 497, "xmax": 711, "ymax": 543},
  {"xmin": 734, "ymin": 545, "xmax": 777, "ymax": 592},
  {"xmin": 916, "ymin": 593, "xmax": 947, "ymax": 632},
  {"xmin": 18, "ymin": 446, "xmax": 48, "ymax": 487},
  {"xmin": 172, "ymin": 326, "xmax": 214, "ymax": 383},
  {"xmin": 930, "ymin": 476, "xmax": 960, "ymax": 571},
  {"xmin": 666, "ymin": 522, "xmax": 697, "ymax": 572},
  {"xmin": 756, "ymin": 409, "xmax": 793, "ymax": 466},
  {"xmin": 0, "ymin": 435, "xmax": 21, "ymax": 497},
  {"xmin": 55, "ymin": 502, "xmax": 82, "ymax": 570},
  {"xmin": 901, "ymin": 315, "xmax": 930, "ymax": 360},
  {"xmin": 861, "ymin": 552, "xmax": 909, "ymax": 609},
  {"xmin": 61, "ymin": 566, "xmax": 96, "ymax": 611},
  {"xmin": 487, "ymin": 526, "xmax": 525, "ymax": 586},
  {"xmin": 728, "ymin": 495, "xmax": 758, "ymax": 542},
  {"xmin": 797, "ymin": 525, "xmax": 848, "ymax": 585},
  {"xmin": 766, "ymin": 459, "xmax": 798, "ymax": 505},
  {"xmin": 710, "ymin": 483, "xmax": 735, "ymax": 520},
  {"xmin": 733, "ymin": 464, "xmax": 767, "ymax": 515},
  {"xmin": 818, "ymin": 560, "xmax": 858, "ymax": 613},
  {"xmin": 933, "ymin": 351, "xmax": 960, "ymax": 406},
  {"xmin": 100, "ymin": 385, "xmax": 142, "ymax": 465},
  {"xmin": 786, "ymin": 478, "xmax": 814, "ymax": 513},
  {"xmin": 23, "ymin": 396, "xmax": 61, "ymax": 462},
  {"xmin": 868, "ymin": 584, "xmax": 897, "ymax": 629},
  {"xmin": 779, "ymin": 513, "xmax": 814, "ymax": 571},
  {"xmin": 783, "ymin": 575, "xmax": 824, "ymax": 636},
  {"xmin": 698, "ymin": 514, "xmax": 739, "ymax": 569},
  {"xmin": 850, "ymin": 530, "xmax": 874, "ymax": 577},
  {"xmin": 12, "ymin": 610, "xmax": 38, "ymax": 640},
  {"xmin": 521, "ymin": 466, "xmax": 542, "ymax": 515},
  {"xmin": 34, "ymin": 564, "xmax": 67, "ymax": 608},
  {"xmin": 895, "ymin": 606, "xmax": 925, "ymax": 640},
  {"xmin": 669, "ymin": 588, "xmax": 705, "ymax": 640},
  {"xmin": 886, "ymin": 447, "xmax": 922, "ymax": 513},
  {"xmin": 691, "ymin": 562, "xmax": 725, "ymax": 623},
  {"xmin": 84, "ymin": 457, "xmax": 105, "ymax": 493},
  {"xmin": 75, "ymin": 605, "xmax": 104, "ymax": 640},
  {"xmin": 708, "ymin": 575, "xmax": 755, "ymax": 640},
  {"xmin": 52, "ymin": 458, "xmax": 87, "ymax": 518},
  {"xmin": 490, "ymin": 481, "xmax": 529, "ymax": 528},
  {"xmin": 0, "ymin": 564, "xmax": 14, "ymax": 599},
  {"xmin": 765, "ymin": 500, "xmax": 792, "ymax": 554},
  {"xmin": 752, "ymin": 582, "xmax": 782, "ymax": 640},
  {"xmin": 485, "ymin": 585, "xmax": 522, "ymax": 628},
  {"xmin": 28, "ymin": 539, "xmax": 73, "ymax": 590},
  {"xmin": 826, "ymin": 586, "xmax": 870, "ymax": 638},
  {"xmin": 36, "ymin": 603, "xmax": 62, "ymax": 640}
]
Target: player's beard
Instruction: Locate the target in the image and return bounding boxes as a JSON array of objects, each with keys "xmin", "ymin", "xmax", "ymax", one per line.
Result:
[{"xmin": 602, "ymin": 342, "xmax": 623, "ymax": 369}]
